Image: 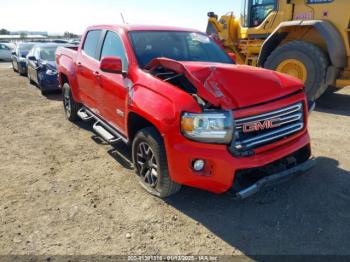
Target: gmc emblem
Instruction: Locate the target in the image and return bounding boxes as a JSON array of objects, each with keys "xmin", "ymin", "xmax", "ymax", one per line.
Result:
[{"xmin": 243, "ymin": 119, "xmax": 280, "ymax": 133}]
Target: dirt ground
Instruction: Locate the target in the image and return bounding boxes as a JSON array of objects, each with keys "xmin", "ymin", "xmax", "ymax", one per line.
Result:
[{"xmin": 0, "ymin": 61, "xmax": 349, "ymax": 256}]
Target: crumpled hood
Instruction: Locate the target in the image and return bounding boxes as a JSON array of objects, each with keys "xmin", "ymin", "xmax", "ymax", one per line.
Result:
[{"xmin": 146, "ymin": 58, "xmax": 304, "ymax": 109}]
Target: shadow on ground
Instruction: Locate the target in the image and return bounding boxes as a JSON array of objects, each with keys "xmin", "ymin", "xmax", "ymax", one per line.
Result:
[
  {"xmin": 82, "ymin": 123, "xmax": 350, "ymax": 255},
  {"xmin": 166, "ymin": 157, "xmax": 350, "ymax": 255},
  {"xmin": 76, "ymin": 120, "xmax": 134, "ymax": 170},
  {"xmin": 316, "ymin": 88, "xmax": 350, "ymax": 117},
  {"xmin": 44, "ymin": 91, "xmax": 62, "ymax": 101}
]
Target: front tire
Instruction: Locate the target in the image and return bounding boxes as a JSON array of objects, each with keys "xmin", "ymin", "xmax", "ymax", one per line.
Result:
[
  {"xmin": 38, "ymin": 79, "xmax": 49, "ymax": 95},
  {"xmin": 132, "ymin": 127, "xmax": 181, "ymax": 198},
  {"xmin": 264, "ymin": 41, "xmax": 329, "ymax": 101},
  {"xmin": 18, "ymin": 65, "xmax": 26, "ymax": 76},
  {"xmin": 62, "ymin": 82, "xmax": 80, "ymax": 122}
]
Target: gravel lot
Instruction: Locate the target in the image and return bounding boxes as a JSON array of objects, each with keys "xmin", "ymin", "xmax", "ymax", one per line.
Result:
[{"xmin": 0, "ymin": 62, "xmax": 349, "ymax": 256}]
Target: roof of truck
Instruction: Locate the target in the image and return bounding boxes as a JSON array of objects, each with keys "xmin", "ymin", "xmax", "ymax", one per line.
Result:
[{"xmin": 85, "ymin": 24, "xmax": 201, "ymax": 33}]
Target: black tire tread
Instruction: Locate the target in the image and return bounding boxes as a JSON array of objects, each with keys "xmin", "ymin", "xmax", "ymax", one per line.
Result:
[
  {"xmin": 132, "ymin": 127, "xmax": 181, "ymax": 198},
  {"xmin": 63, "ymin": 83, "xmax": 80, "ymax": 122}
]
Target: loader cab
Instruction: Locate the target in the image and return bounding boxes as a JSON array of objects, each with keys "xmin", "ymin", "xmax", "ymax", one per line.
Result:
[{"xmin": 241, "ymin": 0, "xmax": 277, "ymax": 28}]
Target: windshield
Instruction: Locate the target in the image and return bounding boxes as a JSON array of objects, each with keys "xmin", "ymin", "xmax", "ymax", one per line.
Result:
[
  {"xmin": 129, "ymin": 31, "xmax": 233, "ymax": 68},
  {"xmin": 241, "ymin": 0, "xmax": 276, "ymax": 27},
  {"xmin": 40, "ymin": 47, "xmax": 57, "ymax": 61},
  {"xmin": 18, "ymin": 43, "xmax": 34, "ymax": 51}
]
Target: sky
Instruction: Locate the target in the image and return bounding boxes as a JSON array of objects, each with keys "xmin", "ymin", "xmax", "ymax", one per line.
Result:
[{"xmin": 0, "ymin": 0, "xmax": 242, "ymax": 35}]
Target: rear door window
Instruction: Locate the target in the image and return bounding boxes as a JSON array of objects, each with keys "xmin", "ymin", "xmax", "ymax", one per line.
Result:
[{"xmin": 83, "ymin": 30, "xmax": 102, "ymax": 59}]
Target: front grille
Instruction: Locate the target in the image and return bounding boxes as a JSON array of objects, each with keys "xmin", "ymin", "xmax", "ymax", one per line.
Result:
[{"xmin": 230, "ymin": 102, "xmax": 304, "ymax": 154}]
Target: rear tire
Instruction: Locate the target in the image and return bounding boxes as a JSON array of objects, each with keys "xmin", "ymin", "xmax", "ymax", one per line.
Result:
[
  {"xmin": 264, "ymin": 41, "xmax": 329, "ymax": 101},
  {"xmin": 132, "ymin": 127, "xmax": 181, "ymax": 198},
  {"xmin": 62, "ymin": 82, "xmax": 80, "ymax": 122}
]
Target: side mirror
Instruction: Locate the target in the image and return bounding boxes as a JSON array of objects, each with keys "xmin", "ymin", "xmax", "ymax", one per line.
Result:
[
  {"xmin": 100, "ymin": 56, "xmax": 123, "ymax": 74},
  {"xmin": 227, "ymin": 52, "xmax": 236, "ymax": 63},
  {"xmin": 28, "ymin": 56, "xmax": 36, "ymax": 61}
]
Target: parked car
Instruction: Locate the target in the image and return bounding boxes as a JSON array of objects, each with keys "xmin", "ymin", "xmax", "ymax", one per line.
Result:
[
  {"xmin": 56, "ymin": 25, "xmax": 315, "ymax": 198},
  {"xmin": 0, "ymin": 43, "xmax": 13, "ymax": 61},
  {"xmin": 68, "ymin": 39, "xmax": 80, "ymax": 45},
  {"xmin": 27, "ymin": 44, "xmax": 70, "ymax": 94},
  {"xmin": 50, "ymin": 39, "xmax": 69, "ymax": 44},
  {"xmin": 11, "ymin": 43, "xmax": 35, "ymax": 75}
]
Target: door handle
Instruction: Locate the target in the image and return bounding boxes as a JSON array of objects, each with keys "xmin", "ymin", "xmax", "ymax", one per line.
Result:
[{"xmin": 93, "ymin": 71, "xmax": 101, "ymax": 79}]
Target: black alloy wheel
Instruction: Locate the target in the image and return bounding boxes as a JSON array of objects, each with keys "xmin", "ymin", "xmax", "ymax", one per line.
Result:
[{"xmin": 135, "ymin": 142, "xmax": 159, "ymax": 188}]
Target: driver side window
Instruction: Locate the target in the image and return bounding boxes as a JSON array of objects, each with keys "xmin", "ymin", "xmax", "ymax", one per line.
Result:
[{"xmin": 100, "ymin": 31, "xmax": 128, "ymax": 72}]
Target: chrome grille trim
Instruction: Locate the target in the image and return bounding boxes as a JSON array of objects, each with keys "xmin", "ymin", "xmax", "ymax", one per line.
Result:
[
  {"xmin": 235, "ymin": 103, "xmax": 302, "ymax": 125},
  {"xmin": 239, "ymin": 123, "xmax": 303, "ymax": 148},
  {"xmin": 232, "ymin": 102, "xmax": 304, "ymax": 151},
  {"xmin": 236, "ymin": 113, "xmax": 303, "ymax": 130}
]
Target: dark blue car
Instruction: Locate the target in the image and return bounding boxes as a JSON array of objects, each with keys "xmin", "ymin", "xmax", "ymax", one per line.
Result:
[
  {"xmin": 27, "ymin": 44, "xmax": 67, "ymax": 94},
  {"xmin": 11, "ymin": 43, "xmax": 35, "ymax": 75}
]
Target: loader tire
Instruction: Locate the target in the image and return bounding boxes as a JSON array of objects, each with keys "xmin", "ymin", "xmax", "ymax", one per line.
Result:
[{"xmin": 264, "ymin": 41, "xmax": 329, "ymax": 101}]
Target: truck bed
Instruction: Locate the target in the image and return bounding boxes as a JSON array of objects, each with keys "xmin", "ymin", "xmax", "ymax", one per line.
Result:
[
  {"xmin": 56, "ymin": 45, "xmax": 79, "ymax": 83},
  {"xmin": 56, "ymin": 45, "xmax": 78, "ymax": 60}
]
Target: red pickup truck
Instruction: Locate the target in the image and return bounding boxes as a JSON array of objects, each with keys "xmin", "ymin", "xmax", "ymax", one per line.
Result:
[{"xmin": 56, "ymin": 25, "xmax": 315, "ymax": 198}]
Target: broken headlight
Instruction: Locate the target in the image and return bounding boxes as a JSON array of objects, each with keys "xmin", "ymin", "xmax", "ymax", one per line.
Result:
[{"xmin": 181, "ymin": 111, "xmax": 233, "ymax": 144}]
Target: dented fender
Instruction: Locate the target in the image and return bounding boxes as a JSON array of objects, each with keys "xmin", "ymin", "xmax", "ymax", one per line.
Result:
[{"xmin": 127, "ymin": 83, "xmax": 201, "ymax": 135}]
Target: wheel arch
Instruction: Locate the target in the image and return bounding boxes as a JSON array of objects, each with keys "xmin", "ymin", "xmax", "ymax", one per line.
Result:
[
  {"xmin": 127, "ymin": 111, "xmax": 162, "ymax": 143},
  {"xmin": 58, "ymin": 71, "xmax": 80, "ymax": 102},
  {"xmin": 258, "ymin": 20, "xmax": 347, "ymax": 69},
  {"xmin": 58, "ymin": 72, "xmax": 69, "ymax": 86}
]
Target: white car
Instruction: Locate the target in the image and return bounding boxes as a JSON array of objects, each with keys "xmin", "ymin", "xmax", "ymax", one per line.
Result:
[{"xmin": 0, "ymin": 43, "xmax": 12, "ymax": 61}]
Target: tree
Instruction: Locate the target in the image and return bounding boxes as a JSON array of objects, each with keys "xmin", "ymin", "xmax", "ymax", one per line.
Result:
[
  {"xmin": 20, "ymin": 32, "xmax": 27, "ymax": 39},
  {"xmin": 64, "ymin": 31, "xmax": 78, "ymax": 39},
  {"xmin": 0, "ymin": 28, "xmax": 10, "ymax": 35}
]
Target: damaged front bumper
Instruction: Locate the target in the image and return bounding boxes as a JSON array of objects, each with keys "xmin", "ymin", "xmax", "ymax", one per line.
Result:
[{"xmin": 234, "ymin": 158, "xmax": 316, "ymax": 199}]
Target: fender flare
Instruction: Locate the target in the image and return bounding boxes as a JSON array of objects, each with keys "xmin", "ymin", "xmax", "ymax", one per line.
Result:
[
  {"xmin": 127, "ymin": 85, "xmax": 178, "ymax": 136},
  {"xmin": 58, "ymin": 65, "xmax": 80, "ymax": 102},
  {"xmin": 258, "ymin": 20, "xmax": 347, "ymax": 68}
]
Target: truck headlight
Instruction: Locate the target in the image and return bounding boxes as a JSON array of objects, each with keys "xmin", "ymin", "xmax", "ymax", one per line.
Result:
[
  {"xmin": 181, "ymin": 111, "xmax": 233, "ymax": 144},
  {"xmin": 46, "ymin": 69, "xmax": 57, "ymax": 75}
]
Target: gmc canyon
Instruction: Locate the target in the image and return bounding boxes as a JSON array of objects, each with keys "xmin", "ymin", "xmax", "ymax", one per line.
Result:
[{"xmin": 56, "ymin": 25, "xmax": 315, "ymax": 198}]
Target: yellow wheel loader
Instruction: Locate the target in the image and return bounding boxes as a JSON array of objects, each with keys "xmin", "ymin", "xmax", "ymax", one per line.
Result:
[{"xmin": 207, "ymin": 0, "xmax": 350, "ymax": 100}]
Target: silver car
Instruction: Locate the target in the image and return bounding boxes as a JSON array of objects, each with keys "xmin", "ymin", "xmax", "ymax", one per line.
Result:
[{"xmin": 0, "ymin": 43, "xmax": 12, "ymax": 61}]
